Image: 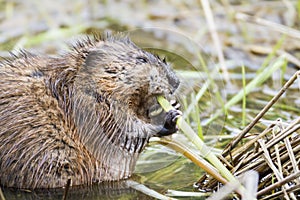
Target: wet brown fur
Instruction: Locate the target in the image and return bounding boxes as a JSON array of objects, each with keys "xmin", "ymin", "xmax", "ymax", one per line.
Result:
[{"xmin": 0, "ymin": 35, "xmax": 179, "ymax": 189}]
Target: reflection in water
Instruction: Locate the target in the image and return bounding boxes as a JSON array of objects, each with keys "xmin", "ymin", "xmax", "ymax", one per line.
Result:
[{"xmin": 1, "ymin": 178, "xmax": 154, "ymax": 200}]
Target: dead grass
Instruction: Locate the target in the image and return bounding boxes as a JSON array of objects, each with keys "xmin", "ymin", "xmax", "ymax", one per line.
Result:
[{"xmin": 196, "ymin": 71, "xmax": 300, "ymax": 199}]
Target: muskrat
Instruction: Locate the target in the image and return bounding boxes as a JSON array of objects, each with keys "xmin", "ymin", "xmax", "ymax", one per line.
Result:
[{"xmin": 0, "ymin": 35, "xmax": 180, "ymax": 189}]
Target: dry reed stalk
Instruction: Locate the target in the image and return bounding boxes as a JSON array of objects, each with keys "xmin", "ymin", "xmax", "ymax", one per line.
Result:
[
  {"xmin": 223, "ymin": 71, "xmax": 300, "ymax": 155},
  {"xmin": 198, "ymin": 0, "xmax": 231, "ymax": 86},
  {"xmin": 196, "ymin": 71, "xmax": 300, "ymax": 199},
  {"xmin": 235, "ymin": 12, "xmax": 300, "ymax": 40}
]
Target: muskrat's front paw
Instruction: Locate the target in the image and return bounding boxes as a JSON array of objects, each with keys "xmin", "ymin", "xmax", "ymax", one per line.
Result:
[
  {"xmin": 157, "ymin": 109, "xmax": 182, "ymax": 137},
  {"xmin": 166, "ymin": 109, "xmax": 182, "ymax": 124}
]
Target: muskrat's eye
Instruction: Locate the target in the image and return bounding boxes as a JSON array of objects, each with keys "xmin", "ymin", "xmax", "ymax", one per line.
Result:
[{"xmin": 136, "ymin": 56, "xmax": 148, "ymax": 63}]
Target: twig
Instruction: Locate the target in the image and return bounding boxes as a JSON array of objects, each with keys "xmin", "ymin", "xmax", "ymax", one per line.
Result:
[
  {"xmin": 236, "ymin": 122, "xmax": 300, "ymax": 174},
  {"xmin": 257, "ymin": 140, "xmax": 283, "ymax": 180},
  {"xmin": 259, "ymin": 182, "xmax": 300, "ymax": 200},
  {"xmin": 227, "ymin": 123, "xmax": 275, "ymax": 162},
  {"xmin": 223, "ymin": 70, "xmax": 300, "ymax": 155},
  {"xmin": 266, "ymin": 121, "xmax": 300, "ymax": 149},
  {"xmin": 284, "ymin": 137, "xmax": 299, "ymax": 175},
  {"xmin": 256, "ymin": 170, "xmax": 300, "ymax": 197},
  {"xmin": 236, "ymin": 136, "xmax": 300, "ymax": 176},
  {"xmin": 258, "ymin": 139, "xmax": 290, "ymax": 199}
]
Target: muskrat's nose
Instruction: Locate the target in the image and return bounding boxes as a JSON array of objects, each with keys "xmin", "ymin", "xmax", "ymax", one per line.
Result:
[{"xmin": 149, "ymin": 85, "xmax": 164, "ymax": 95}]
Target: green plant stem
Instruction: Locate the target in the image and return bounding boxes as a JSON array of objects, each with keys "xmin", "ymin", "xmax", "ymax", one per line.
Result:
[
  {"xmin": 223, "ymin": 62, "xmax": 298, "ymax": 156},
  {"xmin": 157, "ymin": 96, "xmax": 246, "ymax": 195},
  {"xmin": 156, "ymin": 138, "xmax": 227, "ymax": 184},
  {"xmin": 0, "ymin": 187, "xmax": 5, "ymax": 200},
  {"xmin": 204, "ymin": 56, "xmax": 285, "ymax": 125}
]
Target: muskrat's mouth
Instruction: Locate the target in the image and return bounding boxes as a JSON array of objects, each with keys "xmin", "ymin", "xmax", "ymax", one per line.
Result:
[
  {"xmin": 144, "ymin": 95, "xmax": 168, "ymax": 127},
  {"xmin": 148, "ymin": 104, "xmax": 163, "ymax": 118},
  {"xmin": 147, "ymin": 96, "xmax": 179, "ymax": 120},
  {"xmin": 144, "ymin": 94, "xmax": 165, "ymax": 119}
]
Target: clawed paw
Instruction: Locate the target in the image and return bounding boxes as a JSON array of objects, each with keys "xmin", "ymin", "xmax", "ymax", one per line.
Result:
[
  {"xmin": 156, "ymin": 101, "xmax": 182, "ymax": 137},
  {"xmin": 166, "ymin": 109, "xmax": 182, "ymax": 125}
]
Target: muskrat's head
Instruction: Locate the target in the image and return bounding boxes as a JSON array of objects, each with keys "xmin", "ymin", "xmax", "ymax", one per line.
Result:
[
  {"xmin": 77, "ymin": 36, "xmax": 180, "ymax": 122},
  {"xmin": 66, "ymin": 36, "xmax": 180, "ymax": 174}
]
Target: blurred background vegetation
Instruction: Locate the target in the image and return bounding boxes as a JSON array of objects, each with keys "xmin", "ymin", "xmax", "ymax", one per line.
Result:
[{"xmin": 1, "ymin": 0, "xmax": 300, "ymax": 199}]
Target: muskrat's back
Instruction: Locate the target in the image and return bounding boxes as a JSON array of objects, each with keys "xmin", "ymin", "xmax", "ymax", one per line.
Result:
[
  {"xmin": 0, "ymin": 52, "xmax": 98, "ymax": 188},
  {"xmin": 0, "ymin": 36, "xmax": 180, "ymax": 189}
]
